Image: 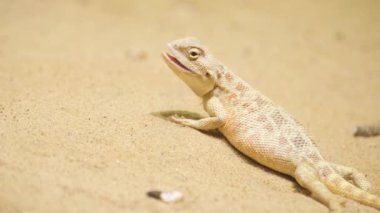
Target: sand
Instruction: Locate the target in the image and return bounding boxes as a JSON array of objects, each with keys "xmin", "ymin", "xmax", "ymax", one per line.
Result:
[{"xmin": 0, "ymin": 0, "xmax": 379, "ymax": 212}]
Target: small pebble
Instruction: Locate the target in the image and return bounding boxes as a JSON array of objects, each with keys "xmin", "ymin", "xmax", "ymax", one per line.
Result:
[
  {"xmin": 353, "ymin": 125, "xmax": 380, "ymax": 137},
  {"xmin": 147, "ymin": 190, "xmax": 183, "ymax": 203},
  {"xmin": 125, "ymin": 49, "xmax": 147, "ymax": 61}
]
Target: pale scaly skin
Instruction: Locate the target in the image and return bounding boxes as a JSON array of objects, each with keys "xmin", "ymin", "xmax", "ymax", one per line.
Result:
[{"xmin": 161, "ymin": 37, "xmax": 380, "ymax": 212}]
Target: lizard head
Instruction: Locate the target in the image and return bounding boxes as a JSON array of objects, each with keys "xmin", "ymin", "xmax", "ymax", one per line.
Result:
[{"xmin": 162, "ymin": 37, "xmax": 223, "ymax": 97}]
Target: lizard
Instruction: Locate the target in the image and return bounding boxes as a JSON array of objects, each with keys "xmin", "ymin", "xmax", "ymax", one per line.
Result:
[{"xmin": 161, "ymin": 37, "xmax": 380, "ymax": 212}]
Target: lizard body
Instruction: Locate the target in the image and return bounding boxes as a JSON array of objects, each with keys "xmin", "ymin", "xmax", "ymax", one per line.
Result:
[{"xmin": 161, "ymin": 37, "xmax": 380, "ymax": 212}]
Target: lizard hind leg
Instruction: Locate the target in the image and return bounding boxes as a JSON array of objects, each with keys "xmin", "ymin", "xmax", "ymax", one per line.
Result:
[
  {"xmin": 318, "ymin": 164, "xmax": 380, "ymax": 210},
  {"xmin": 294, "ymin": 163, "xmax": 342, "ymax": 212},
  {"xmin": 330, "ymin": 163, "xmax": 371, "ymax": 191}
]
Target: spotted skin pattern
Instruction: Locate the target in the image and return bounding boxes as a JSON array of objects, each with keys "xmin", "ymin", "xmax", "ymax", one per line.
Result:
[{"xmin": 161, "ymin": 37, "xmax": 380, "ymax": 212}]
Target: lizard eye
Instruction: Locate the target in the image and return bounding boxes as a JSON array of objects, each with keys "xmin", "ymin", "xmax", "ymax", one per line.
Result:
[{"xmin": 188, "ymin": 48, "xmax": 201, "ymax": 60}]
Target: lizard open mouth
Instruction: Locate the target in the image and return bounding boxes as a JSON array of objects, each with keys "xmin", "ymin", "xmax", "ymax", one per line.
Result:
[{"xmin": 165, "ymin": 53, "xmax": 193, "ymax": 73}]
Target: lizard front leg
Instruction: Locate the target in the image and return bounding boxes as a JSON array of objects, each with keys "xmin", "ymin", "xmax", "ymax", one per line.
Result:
[
  {"xmin": 171, "ymin": 116, "xmax": 223, "ymax": 130},
  {"xmin": 171, "ymin": 96, "xmax": 225, "ymax": 131}
]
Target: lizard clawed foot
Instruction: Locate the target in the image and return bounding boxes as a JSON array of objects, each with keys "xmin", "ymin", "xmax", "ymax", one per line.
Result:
[
  {"xmin": 170, "ymin": 115, "xmax": 194, "ymax": 127},
  {"xmin": 170, "ymin": 114, "xmax": 223, "ymax": 131},
  {"xmin": 330, "ymin": 163, "xmax": 371, "ymax": 191}
]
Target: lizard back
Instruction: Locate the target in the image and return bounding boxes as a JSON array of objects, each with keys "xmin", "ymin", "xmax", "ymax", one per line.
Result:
[{"xmin": 207, "ymin": 71, "xmax": 324, "ymax": 175}]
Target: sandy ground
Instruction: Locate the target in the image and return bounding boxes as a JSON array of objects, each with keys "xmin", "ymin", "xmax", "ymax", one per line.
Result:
[{"xmin": 0, "ymin": 0, "xmax": 379, "ymax": 212}]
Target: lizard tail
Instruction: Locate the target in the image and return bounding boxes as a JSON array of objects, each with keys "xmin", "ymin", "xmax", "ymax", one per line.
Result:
[{"xmin": 320, "ymin": 166, "xmax": 380, "ymax": 210}]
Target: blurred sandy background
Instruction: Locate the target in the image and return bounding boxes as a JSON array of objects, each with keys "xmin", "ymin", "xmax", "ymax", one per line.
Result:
[{"xmin": 0, "ymin": 0, "xmax": 379, "ymax": 212}]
